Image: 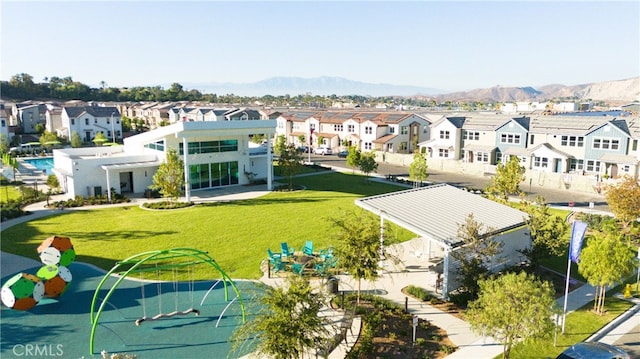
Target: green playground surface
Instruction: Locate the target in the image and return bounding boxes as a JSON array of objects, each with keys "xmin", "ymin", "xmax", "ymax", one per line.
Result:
[{"xmin": 1, "ymin": 262, "xmax": 264, "ymax": 359}]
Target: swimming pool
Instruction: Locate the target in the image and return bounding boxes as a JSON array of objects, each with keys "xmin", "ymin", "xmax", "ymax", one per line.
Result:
[{"xmin": 23, "ymin": 157, "xmax": 54, "ymax": 175}]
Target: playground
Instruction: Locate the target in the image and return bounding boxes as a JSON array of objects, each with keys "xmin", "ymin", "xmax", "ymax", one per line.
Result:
[{"xmin": 1, "ymin": 259, "xmax": 263, "ymax": 358}]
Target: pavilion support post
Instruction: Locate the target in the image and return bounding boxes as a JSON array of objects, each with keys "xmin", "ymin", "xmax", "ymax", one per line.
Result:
[{"xmin": 442, "ymin": 247, "xmax": 450, "ymax": 300}]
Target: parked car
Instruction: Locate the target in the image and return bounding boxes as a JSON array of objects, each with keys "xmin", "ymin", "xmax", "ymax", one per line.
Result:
[
  {"xmin": 314, "ymin": 146, "xmax": 333, "ymax": 155},
  {"xmin": 338, "ymin": 150, "xmax": 349, "ymax": 158},
  {"xmin": 556, "ymin": 342, "xmax": 630, "ymax": 359},
  {"xmin": 297, "ymin": 146, "xmax": 311, "ymax": 153}
]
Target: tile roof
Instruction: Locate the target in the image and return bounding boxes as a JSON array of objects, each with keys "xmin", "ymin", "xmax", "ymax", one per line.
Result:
[{"xmin": 372, "ymin": 134, "xmax": 397, "ymax": 143}]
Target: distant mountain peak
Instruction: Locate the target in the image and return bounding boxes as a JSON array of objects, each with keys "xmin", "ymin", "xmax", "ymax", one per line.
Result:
[
  {"xmin": 179, "ymin": 76, "xmax": 639, "ymax": 103},
  {"xmin": 183, "ymin": 76, "xmax": 444, "ymax": 97}
]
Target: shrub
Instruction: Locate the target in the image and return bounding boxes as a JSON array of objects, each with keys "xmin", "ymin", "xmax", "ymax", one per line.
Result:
[
  {"xmin": 143, "ymin": 201, "xmax": 194, "ymax": 210},
  {"xmin": 0, "ymin": 199, "xmax": 25, "ymax": 220},
  {"xmin": 406, "ymin": 285, "xmax": 433, "ymax": 301}
]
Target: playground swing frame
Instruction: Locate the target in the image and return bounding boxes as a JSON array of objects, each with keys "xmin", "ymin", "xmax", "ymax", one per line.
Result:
[{"xmin": 89, "ymin": 247, "xmax": 246, "ymax": 355}]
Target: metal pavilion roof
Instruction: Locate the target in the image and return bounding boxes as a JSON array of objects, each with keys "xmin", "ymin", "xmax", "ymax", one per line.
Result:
[{"xmin": 355, "ymin": 184, "xmax": 528, "ymax": 248}]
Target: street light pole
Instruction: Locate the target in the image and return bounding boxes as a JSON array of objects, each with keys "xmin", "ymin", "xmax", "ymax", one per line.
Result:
[{"xmin": 110, "ymin": 112, "xmax": 116, "ymax": 144}]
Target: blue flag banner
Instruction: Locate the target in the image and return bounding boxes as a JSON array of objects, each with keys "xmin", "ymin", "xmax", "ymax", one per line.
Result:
[{"xmin": 569, "ymin": 220, "xmax": 588, "ymax": 263}]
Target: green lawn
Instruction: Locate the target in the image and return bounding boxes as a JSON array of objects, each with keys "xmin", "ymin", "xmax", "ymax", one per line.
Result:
[
  {"xmin": 507, "ymin": 297, "xmax": 634, "ymax": 358},
  {"xmin": 1, "ymin": 172, "xmax": 415, "ymax": 279},
  {"xmin": 0, "ymin": 185, "xmax": 22, "ymax": 203}
]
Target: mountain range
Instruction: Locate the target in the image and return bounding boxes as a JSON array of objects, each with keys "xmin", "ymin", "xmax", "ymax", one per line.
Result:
[{"xmin": 181, "ymin": 76, "xmax": 640, "ymax": 104}]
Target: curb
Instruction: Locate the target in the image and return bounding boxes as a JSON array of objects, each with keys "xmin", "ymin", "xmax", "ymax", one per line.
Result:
[{"xmin": 587, "ymin": 299, "xmax": 640, "ymax": 342}]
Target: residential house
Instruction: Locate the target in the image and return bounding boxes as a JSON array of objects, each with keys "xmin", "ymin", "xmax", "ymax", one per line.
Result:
[
  {"xmin": 14, "ymin": 103, "xmax": 46, "ymax": 134},
  {"xmin": 0, "ymin": 104, "xmax": 9, "ymax": 141},
  {"xmin": 61, "ymin": 106, "xmax": 122, "ymax": 143},
  {"xmin": 148, "ymin": 103, "xmax": 175, "ymax": 127},
  {"xmin": 459, "ymin": 114, "xmax": 514, "ymax": 165},
  {"xmin": 420, "ymin": 116, "xmax": 466, "ymax": 160},
  {"xmin": 494, "ymin": 116, "xmax": 531, "ymax": 166},
  {"xmin": 224, "ymin": 108, "xmax": 263, "ymax": 121},
  {"xmin": 528, "ymin": 116, "xmax": 610, "ymax": 175},
  {"xmin": 275, "ymin": 111, "xmax": 321, "ymax": 148},
  {"xmin": 364, "ymin": 112, "xmax": 430, "ymax": 154},
  {"xmin": 584, "ymin": 119, "xmax": 638, "ymax": 179},
  {"xmin": 276, "ymin": 110, "xmax": 431, "ymax": 154}
]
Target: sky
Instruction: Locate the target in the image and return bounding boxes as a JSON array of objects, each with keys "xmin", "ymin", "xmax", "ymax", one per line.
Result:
[{"xmin": 1, "ymin": 1, "xmax": 639, "ymax": 93}]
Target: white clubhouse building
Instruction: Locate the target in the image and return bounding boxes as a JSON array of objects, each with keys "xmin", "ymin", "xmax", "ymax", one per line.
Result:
[{"xmin": 52, "ymin": 120, "xmax": 276, "ymax": 201}]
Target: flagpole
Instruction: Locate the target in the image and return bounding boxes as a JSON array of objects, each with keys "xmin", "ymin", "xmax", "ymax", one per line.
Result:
[
  {"xmin": 562, "ymin": 220, "xmax": 588, "ymax": 334},
  {"xmin": 561, "ymin": 249, "xmax": 572, "ymax": 333}
]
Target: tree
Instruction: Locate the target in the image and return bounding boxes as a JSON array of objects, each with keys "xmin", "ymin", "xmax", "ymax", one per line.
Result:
[
  {"xmin": 467, "ymin": 271, "xmax": 557, "ymax": 359},
  {"xmin": 276, "ymin": 144, "xmax": 303, "ymax": 190},
  {"xmin": 70, "ymin": 131, "xmax": 83, "ymax": 148},
  {"xmin": 604, "ymin": 175, "xmax": 640, "ymax": 230},
  {"xmin": 2, "ymin": 153, "xmax": 18, "ymax": 181},
  {"xmin": 331, "ymin": 208, "xmax": 388, "ymax": 304},
  {"xmin": 346, "ymin": 145, "xmax": 361, "ymax": 173},
  {"xmin": 485, "ymin": 155, "xmax": 525, "ymax": 202},
  {"xmin": 151, "ymin": 149, "xmax": 184, "ymax": 203},
  {"xmin": 578, "ymin": 232, "xmax": 636, "ymax": 315},
  {"xmin": 358, "ymin": 152, "xmax": 378, "ymax": 182},
  {"xmin": 274, "ymin": 134, "xmax": 286, "ymax": 156},
  {"xmin": 35, "ymin": 123, "xmax": 45, "ymax": 135},
  {"xmin": 0, "ymin": 133, "xmax": 9, "ymax": 154},
  {"xmin": 232, "ymin": 276, "xmax": 331, "ymax": 359},
  {"xmin": 92, "ymin": 132, "xmax": 107, "ymax": 146},
  {"xmin": 39, "ymin": 131, "xmax": 58, "ymax": 148},
  {"xmin": 45, "ymin": 174, "xmax": 60, "ymax": 206},
  {"xmin": 520, "ymin": 196, "xmax": 569, "ymax": 268},
  {"xmin": 451, "ymin": 213, "xmax": 503, "ymax": 301},
  {"xmin": 408, "ymin": 150, "xmax": 428, "ymax": 188}
]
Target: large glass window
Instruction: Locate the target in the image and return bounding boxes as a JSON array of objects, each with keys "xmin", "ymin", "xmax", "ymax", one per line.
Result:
[
  {"xmin": 179, "ymin": 140, "xmax": 238, "ymax": 155},
  {"xmin": 189, "ymin": 161, "xmax": 238, "ymax": 189},
  {"xmin": 144, "ymin": 140, "xmax": 165, "ymax": 151},
  {"xmin": 190, "ymin": 164, "xmax": 210, "ymax": 190}
]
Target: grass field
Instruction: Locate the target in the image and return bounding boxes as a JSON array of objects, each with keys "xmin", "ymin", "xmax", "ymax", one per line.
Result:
[
  {"xmin": 1, "ymin": 172, "xmax": 415, "ymax": 279},
  {"xmin": 0, "ymin": 185, "xmax": 22, "ymax": 203},
  {"xmin": 507, "ymin": 297, "xmax": 634, "ymax": 358}
]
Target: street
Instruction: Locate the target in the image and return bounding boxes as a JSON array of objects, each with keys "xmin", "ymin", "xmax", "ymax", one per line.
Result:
[{"xmin": 308, "ymin": 153, "xmax": 610, "ymax": 212}]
